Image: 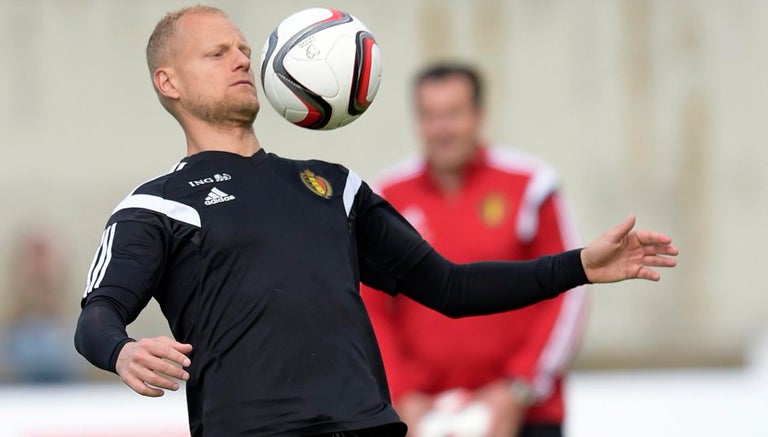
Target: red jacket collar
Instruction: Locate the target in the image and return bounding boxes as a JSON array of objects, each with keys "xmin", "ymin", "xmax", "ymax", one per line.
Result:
[{"xmin": 422, "ymin": 145, "xmax": 489, "ymax": 195}]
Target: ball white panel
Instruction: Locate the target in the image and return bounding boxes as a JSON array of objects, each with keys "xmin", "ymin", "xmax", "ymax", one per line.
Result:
[
  {"xmin": 366, "ymin": 44, "xmax": 383, "ymax": 102},
  {"xmin": 282, "ymin": 57, "xmax": 339, "ymax": 98},
  {"xmin": 276, "ymin": 8, "xmax": 334, "ymax": 40}
]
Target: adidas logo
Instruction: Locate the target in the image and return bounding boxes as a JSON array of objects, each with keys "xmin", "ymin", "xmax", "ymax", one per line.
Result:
[{"xmin": 204, "ymin": 187, "xmax": 235, "ymax": 206}]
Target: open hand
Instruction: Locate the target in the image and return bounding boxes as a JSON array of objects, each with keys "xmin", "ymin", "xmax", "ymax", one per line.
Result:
[
  {"xmin": 115, "ymin": 336, "xmax": 193, "ymax": 397},
  {"xmin": 581, "ymin": 215, "xmax": 678, "ymax": 283}
]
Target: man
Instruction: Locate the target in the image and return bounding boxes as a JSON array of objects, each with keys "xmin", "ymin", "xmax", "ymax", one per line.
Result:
[
  {"xmin": 362, "ymin": 64, "xmax": 585, "ymax": 437},
  {"xmin": 74, "ymin": 6, "xmax": 677, "ymax": 437}
]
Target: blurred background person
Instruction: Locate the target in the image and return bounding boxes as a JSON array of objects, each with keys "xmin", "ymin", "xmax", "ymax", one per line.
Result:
[
  {"xmin": 362, "ymin": 64, "xmax": 588, "ymax": 437},
  {"xmin": 0, "ymin": 229, "xmax": 82, "ymax": 383}
]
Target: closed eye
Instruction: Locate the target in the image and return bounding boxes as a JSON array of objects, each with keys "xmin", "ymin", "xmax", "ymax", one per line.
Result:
[{"xmin": 240, "ymin": 48, "xmax": 252, "ymax": 60}]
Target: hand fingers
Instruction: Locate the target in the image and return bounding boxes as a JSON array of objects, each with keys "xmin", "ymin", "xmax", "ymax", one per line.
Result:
[
  {"xmin": 605, "ymin": 214, "xmax": 636, "ymax": 243},
  {"xmin": 176, "ymin": 343, "xmax": 194, "ymax": 354},
  {"xmin": 156, "ymin": 336, "xmax": 195, "ymax": 354},
  {"xmin": 143, "ymin": 355, "xmax": 190, "ymax": 381},
  {"xmin": 123, "ymin": 373, "xmax": 164, "ymax": 397},
  {"xmin": 642, "ymin": 244, "xmax": 680, "ymax": 256},
  {"xmin": 634, "ymin": 229, "xmax": 672, "ymax": 246},
  {"xmin": 148, "ymin": 338, "xmax": 192, "ymax": 367},
  {"xmin": 643, "ymin": 255, "xmax": 677, "ymax": 268},
  {"xmin": 154, "ymin": 336, "xmax": 194, "ymax": 359},
  {"xmin": 136, "ymin": 366, "xmax": 180, "ymax": 391},
  {"xmin": 636, "ymin": 267, "xmax": 661, "ymax": 282}
]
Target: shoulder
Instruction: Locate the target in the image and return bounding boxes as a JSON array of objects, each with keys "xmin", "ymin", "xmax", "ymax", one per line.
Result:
[
  {"xmin": 374, "ymin": 156, "xmax": 425, "ymax": 194},
  {"xmin": 268, "ymin": 153, "xmax": 365, "ymax": 214},
  {"xmin": 484, "ymin": 145, "xmax": 561, "ymax": 198},
  {"xmin": 486, "ymin": 146, "xmax": 568, "ymax": 242},
  {"xmin": 128, "ymin": 161, "xmax": 189, "ymax": 196},
  {"xmin": 109, "ymin": 161, "xmax": 201, "ymax": 228},
  {"xmin": 484, "ymin": 145, "xmax": 559, "ymax": 180},
  {"xmin": 268, "ymin": 153, "xmax": 353, "ymax": 178},
  {"xmin": 267, "ymin": 152, "xmax": 366, "ymax": 186}
]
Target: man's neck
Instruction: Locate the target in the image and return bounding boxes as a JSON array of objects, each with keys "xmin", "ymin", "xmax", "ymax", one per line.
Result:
[
  {"xmin": 428, "ymin": 146, "xmax": 482, "ymax": 195},
  {"xmin": 183, "ymin": 118, "xmax": 261, "ymax": 157},
  {"xmin": 429, "ymin": 167, "xmax": 465, "ymax": 195}
]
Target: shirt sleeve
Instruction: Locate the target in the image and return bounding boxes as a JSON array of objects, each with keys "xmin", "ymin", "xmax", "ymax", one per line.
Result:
[
  {"xmin": 354, "ymin": 182, "xmax": 432, "ymax": 294},
  {"xmin": 75, "ymin": 211, "xmax": 170, "ymax": 373},
  {"xmin": 354, "ymin": 181, "xmax": 589, "ymax": 316},
  {"xmin": 396, "ymin": 247, "xmax": 588, "ymax": 318}
]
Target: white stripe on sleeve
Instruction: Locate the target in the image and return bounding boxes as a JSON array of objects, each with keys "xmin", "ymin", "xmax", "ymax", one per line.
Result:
[
  {"xmin": 169, "ymin": 161, "xmax": 187, "ymax": 172},
  {"xmin": 112, "ymin": 194, "xmax": 201, "ymax": 228},
  {"xmin": 532, "ymin": 285, "xmax": 588, "ymax": 399},
  {"xmin": 83, "ymin": 227, "xmax": 110, "ymax": 297},
  {"xmin": 515, "ymin": 166, "xmax": 560, "ymax": 243},
  {"xmin": 93, "ymin": 223, "xmax": 117, "ymax": 290},
  {"xmin": 343, "ymin": 170, "xmax": 363, "ymax": 217}
]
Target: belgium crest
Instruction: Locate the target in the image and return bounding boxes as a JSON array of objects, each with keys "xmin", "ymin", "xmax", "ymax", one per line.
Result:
[{"xmin": 300, "ymin": 169, "xmax": 333, "ymax": 199}]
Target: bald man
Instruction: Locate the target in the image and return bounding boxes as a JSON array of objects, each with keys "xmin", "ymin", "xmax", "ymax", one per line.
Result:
[{"xmin": 74, "ymin": 6, "xmax": 677, "ymax": 437}]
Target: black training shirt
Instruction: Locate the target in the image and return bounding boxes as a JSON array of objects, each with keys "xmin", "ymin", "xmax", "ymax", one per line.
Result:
[
  {"xmin": 79, "ymin": 150, "xmax": 429, "ymax": 436},
  {"xmin": 75, "ymin": 149, "xmax": 589, "ymax": 436}
]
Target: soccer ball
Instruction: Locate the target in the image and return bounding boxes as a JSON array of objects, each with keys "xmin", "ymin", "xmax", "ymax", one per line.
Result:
[{"xmin": 259, "ymin": 8, "xmax": 382, "ymax": 130}]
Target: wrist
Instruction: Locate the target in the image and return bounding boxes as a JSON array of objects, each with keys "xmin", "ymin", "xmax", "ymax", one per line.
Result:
[
  {"xmin": 579, "ymin": 247, "xmax": 594, "ymax": 283},
  {"xmin": 109, "ymin": 337, "xmax": 136, "ymax": 374},
  {"xmin": 507, "ymin": 379, "xmax": 536, "ymax": 406}
]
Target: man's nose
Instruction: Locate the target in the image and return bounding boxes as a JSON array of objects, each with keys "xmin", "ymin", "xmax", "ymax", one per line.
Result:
[{"xmin": 234, "ymin": 51, "xmax": 251, "ymax": 71}]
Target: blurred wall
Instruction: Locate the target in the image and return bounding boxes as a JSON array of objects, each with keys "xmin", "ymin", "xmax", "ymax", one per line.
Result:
[{"xmin": 0, "ymin": 0, "xmax": 766, "ymax": 375}]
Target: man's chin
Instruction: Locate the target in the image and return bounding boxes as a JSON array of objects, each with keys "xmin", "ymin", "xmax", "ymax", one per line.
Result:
[
  {"xmin": 228, "ymin": 101, "xmax": 259, "ymax": 125},
  {"xmin": 185, "ymin": 96, "xmax": 260, "ymax": 127},
  {"xmin": 428, "ymin": 152, "xmax": 469, "ymax": 172},
  {"xmin": 241, "ymin": 105, "xmax": 259, "ymax": 125}
]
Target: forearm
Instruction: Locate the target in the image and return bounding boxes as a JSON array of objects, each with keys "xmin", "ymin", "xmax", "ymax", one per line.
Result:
[
  {"xmin": 74, "ymin": 294, "xmax": 135, "ymax": 373},
  {"xmin": 397, "ymin": 248, "xmax": 590, "ymax": 318}
]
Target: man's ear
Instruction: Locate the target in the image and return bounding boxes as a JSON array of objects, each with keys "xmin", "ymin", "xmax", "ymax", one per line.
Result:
[
  {"xmin": 475, "ymin": 106, "xmax": 486, "ymax": 126},
  {"xmin": 154, "ymin": 68, "xmax": 180, "ymax": 100}
]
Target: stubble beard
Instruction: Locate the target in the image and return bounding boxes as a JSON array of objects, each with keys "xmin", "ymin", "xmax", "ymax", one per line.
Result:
[{"xmin": 186, "ymin": 90, "xmax": 260, "ymax": 128}]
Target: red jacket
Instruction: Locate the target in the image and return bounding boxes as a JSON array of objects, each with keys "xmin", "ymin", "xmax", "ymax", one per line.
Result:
[{"xmin": 362, "ymin": 146, "xmax": 589, "ymax": 425}]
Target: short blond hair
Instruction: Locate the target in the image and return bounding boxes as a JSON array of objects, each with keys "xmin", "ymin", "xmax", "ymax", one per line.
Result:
[{"xmin": 146, "ymin": 5, "xmax": 227, "ymax": 74}]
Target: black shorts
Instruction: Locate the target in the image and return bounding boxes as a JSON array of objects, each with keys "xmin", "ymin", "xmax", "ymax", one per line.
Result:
[
  {"xmin": 312, "ymin": 423, "xmax": 406, "ymax": 437},
  {"xmin": 313, "ymin": 422, "xmax": 561, "ymax": 437},
  {"xmin": 521, "ymin": 423, "xmax": 563, "ymax": 437}
]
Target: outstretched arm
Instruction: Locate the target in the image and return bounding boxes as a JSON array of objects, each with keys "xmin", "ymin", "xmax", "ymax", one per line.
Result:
[{"xmin": 356, "ymin": 183, "xmax": 677, "ymax": 317}]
